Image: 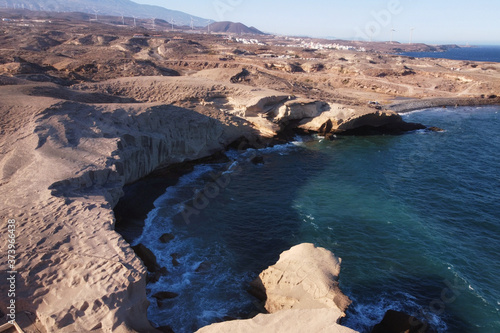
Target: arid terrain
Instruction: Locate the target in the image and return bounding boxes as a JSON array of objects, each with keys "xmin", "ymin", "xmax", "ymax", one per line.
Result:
[{"xmin": 0, "ymin": 8, "xmax": 499, "ymax": 333}]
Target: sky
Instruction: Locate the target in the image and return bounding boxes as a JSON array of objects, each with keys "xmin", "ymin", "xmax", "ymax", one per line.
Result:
[{"xmin": 132, "ymin": 0, "xmax": 500, "ymax": 45}]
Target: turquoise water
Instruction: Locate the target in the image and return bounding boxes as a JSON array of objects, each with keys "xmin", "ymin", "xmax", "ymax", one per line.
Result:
[{"xmin": 131, "ymin": 106, "xmax": 500, "ymax": 332}]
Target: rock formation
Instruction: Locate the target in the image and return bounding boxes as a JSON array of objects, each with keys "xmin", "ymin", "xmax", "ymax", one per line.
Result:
[
  {"xmin": 251, "ymin": 243, "xmax": 351, "ymax": 314},
  {"xmin": 198, "ymin": 243, "xmax": 357, "ymax": 333}
]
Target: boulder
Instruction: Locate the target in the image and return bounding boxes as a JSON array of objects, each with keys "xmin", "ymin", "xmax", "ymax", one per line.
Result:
[
  {"xmin": 250, "ymin": 243, "xmax": 351, "ymax": 315},
  {"xmin": 153, "ymin": 291, "xmax": 179, "ymax": 300},
  {"xmin": 132, "ymin": 243, "xmax": 163, "ymax": 273},
  {"xmin": 159, "ymin": 233, "xmax": 175, "ymax": 243},
  {"xmin": 153, "ymin": 291, "xmax": 180, "ymax": 308},
  {"xmin": 251, "ymin": 156, "xmax": 264, "ymax": 165}
]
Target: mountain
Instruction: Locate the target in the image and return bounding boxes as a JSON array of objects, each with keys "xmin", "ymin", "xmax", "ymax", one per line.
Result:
[
  {"xmin": 209, "ymin": 21, "xmax": 265, "ymax": 35},
  {"xmin": 3, "ymin": 0, "xmax": 210, "ymax": 26}
]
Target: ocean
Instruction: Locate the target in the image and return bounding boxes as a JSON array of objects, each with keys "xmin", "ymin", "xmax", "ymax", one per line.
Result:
[
  {"xmin": 400, "ymin": 45, "xmax": 500, "ymax": 62},
  {"xmin": 127, "ymin": 106, "xmax": 500, "ymax": 332}
]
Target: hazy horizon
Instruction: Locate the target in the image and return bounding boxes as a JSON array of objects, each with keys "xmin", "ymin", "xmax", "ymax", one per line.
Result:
[{"xmin": 132, "ymin": 0, "xmax": 500, "ymax": 45}]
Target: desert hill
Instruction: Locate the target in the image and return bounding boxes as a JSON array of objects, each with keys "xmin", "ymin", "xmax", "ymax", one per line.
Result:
[{"xmin": 209, "ymin": 21, "xmax": 265, "ymax": 35}]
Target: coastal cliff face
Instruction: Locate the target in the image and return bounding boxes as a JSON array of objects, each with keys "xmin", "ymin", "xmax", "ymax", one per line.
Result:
[
  {"xmin": 197, "ymin": 244, "xmax": 358, "ymax": 333},
  {"xmin": 0, "ymin": 81, "xmax": 257, "ymax": 332},
  {"xmin": 0, "ymin": 76, "xmax": 422, "ymax": 332}
]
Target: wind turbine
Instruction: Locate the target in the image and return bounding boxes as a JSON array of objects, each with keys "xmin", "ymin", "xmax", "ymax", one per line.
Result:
[
  {"xmin": 93, "ymin": 8, "xmax": 99, "ymax": 21},
  {"xmin": 409, "ymin": 27, "xmax": 415, "ymax": 44},
  {"xmin": 190, "ymin": 17, "xmax": 194, "ymax": 30},
  {"xmin": 133, "ymin": 16, "xmax": 136, "ymax": 27},
  {"xmin": 171, "ymin": 16, "xmax": 174, "ymax": 31},
  {"xmin": 207, "ymin": 20, "xmax": 211, "ymax": 33},
  {"xmin": 121, "ymin": 13, "xmax": 125, "ymax": 25},
  {"xmin": 390, "ymin": 27, "xmax": 396, "ymax": 43},
  {"xmin": 151, "ymin": 17, "xmax": 156, "ymax": 30}
]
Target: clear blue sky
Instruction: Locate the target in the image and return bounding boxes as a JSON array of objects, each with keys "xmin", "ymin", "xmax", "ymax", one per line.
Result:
[{"xmin": 132, "ymin": 0, "xmax": 500, "ymax": 45}]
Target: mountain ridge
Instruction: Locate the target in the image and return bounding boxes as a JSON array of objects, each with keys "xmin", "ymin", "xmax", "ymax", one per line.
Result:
[{"xmin": 3, "ymin": 0, "xmax": 210, "ymax": 26}]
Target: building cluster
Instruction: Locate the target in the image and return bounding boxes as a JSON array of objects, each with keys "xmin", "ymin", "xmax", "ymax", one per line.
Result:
[
  {"xmin": 280, "ymin": 40, "xmax": 365, "ymax": 52},
  {"xmin": 225, "ymin": 36, "xmax": 266, "ymax": 45}
]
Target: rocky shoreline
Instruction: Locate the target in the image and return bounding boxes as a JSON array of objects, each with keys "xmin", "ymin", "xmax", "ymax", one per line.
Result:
[
  {"xmin": 0, "ymin": 74, "xmax": 434, "ymax": 332},
  {"xmin": 1, "ymin": 15, "xmax": 499, "ymax": 332},
  {"xmin": 1, "ymin": 77, "xmax": 497, "ymax": 332}
]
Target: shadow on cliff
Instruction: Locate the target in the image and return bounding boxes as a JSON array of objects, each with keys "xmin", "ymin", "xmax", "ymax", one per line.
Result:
[{"xmin": 39, "ymin": 98, "xmax": 261, "ymax": 211}]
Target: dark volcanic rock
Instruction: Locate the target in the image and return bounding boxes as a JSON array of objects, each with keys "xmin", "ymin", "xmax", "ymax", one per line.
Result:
[
  {"xmin": 159, "ymin": 233, "xmax": 175, "ymax": 243},
  {"xmin": 132, "ymin": 243, "xmax": 164, "ymax": 273},
  {"xmin": 153, "ymin": 291, "xmax": 180, "ymax": 308},
  {"xmin": 427, "ymin": 126, "xmax": 445, "ymax": 132},
  {"xmin": 251, "ymin": 156, "xmax": 264, "ymax": 165},
  {"xmin": 153, "ymin": 291, "xmax": 179, "ymax": 300},
  {"xmin": 195, "ymin": 261, "xmax": 212, "ymax": 273},
  {"xmin": 170, "ymin": 253, "xmax": 181, "ymax": 267},
  {"xmin": 372, "ymin": 310, "xmax": 434, "ymax": 333}
]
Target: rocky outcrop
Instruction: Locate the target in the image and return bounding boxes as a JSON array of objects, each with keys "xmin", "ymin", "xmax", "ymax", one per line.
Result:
[
  {"xmin": 298, "ymin": 103, "xmax": 425, "ymax": 135},
  {"xmin": 251, "ymin": 243, "xmax": 351, "ymax": 314},
  {"xmin": 272, "ymin": 99, "xmax": 326, "ymax": 122},
  {"xmin": 198, "ymin": 244, "xmax": 357, "ymax": 333}
]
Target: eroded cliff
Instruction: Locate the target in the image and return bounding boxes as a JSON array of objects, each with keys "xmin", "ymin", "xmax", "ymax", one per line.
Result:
[{"xmin": 0, "ymin": 76, "xmax": 423, "ymax": 332}]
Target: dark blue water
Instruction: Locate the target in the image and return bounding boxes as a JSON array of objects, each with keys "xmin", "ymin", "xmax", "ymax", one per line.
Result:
[
  {"xmin": 133, "ymin": 106, "xmax": 500, "ymax": 332},
  {"xmin": 401, "ymin": 46, "xmax": 500, "ymax": 62}
]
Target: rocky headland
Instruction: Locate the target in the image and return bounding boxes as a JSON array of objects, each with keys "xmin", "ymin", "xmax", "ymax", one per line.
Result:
[
  {"xmin": 0, "ymin": 9, "xmax": 499, "ymax": 333},
  {"xmin": 198, "ymin": 243, "xmax": 357, "ymax": 333}
]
